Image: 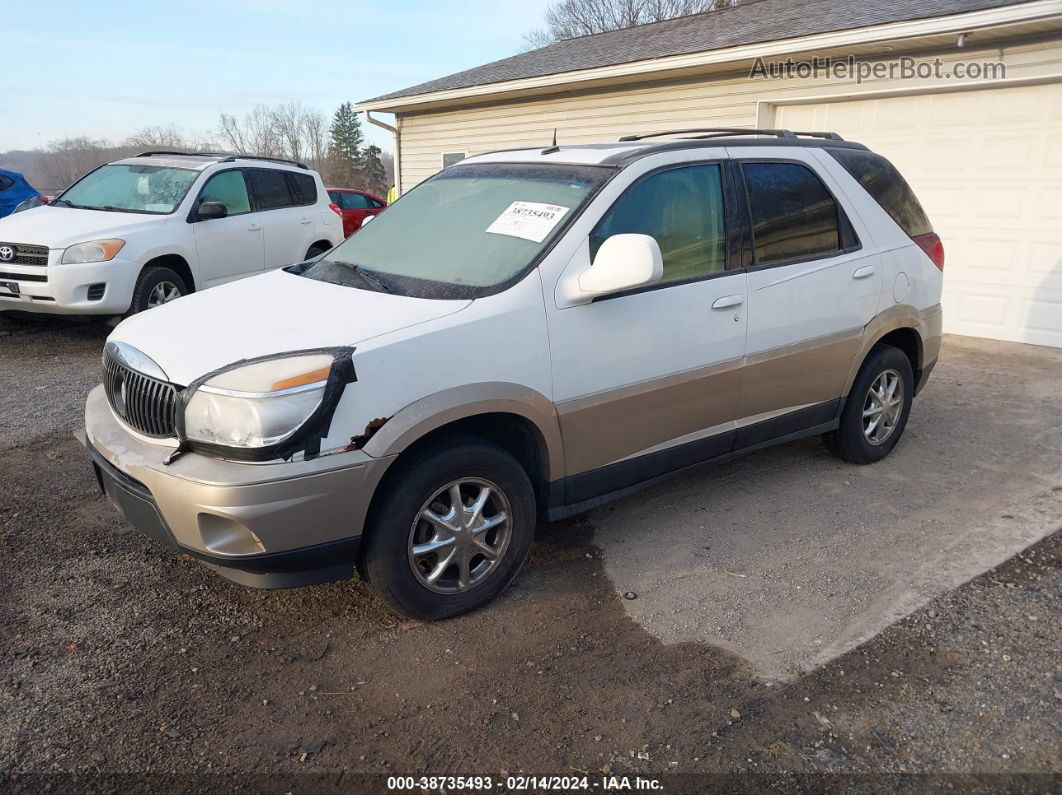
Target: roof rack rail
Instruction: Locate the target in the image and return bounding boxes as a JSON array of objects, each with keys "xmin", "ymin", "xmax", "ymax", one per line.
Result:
[
  {"xmin": 219, "ymin": 153, "xmax": 309, "ymax": 169},
  {"xmin": 135, "ymin": 150, "xmax": 310, "ymax": 169},
  {"xmin": 135, "ymin": 150, "xmax": 198, "ymax": 157},
  {"xmin": 617, "ymin": 128, "xmax": 843, "ymax": 142}
]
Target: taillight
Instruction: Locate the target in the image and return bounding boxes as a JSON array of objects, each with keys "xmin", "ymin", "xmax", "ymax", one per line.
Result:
[
  {"xmin": 913, "ymin": 232, "xmax": 944, "ymax": 271},
  {"xmin": 329, "ymin": 202, "xmax": 342, "ymax": 217}
]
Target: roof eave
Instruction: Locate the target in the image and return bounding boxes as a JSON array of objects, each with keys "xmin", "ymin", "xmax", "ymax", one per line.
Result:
[{"xmin": 356, "ymin": 0, "xmax": 1061, "ymax": 114}]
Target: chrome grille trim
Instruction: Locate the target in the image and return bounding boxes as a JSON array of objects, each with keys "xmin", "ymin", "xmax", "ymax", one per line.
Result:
[
  {"xmin": 103, "ymin": 349, "xmax": 180, "ymax": 438},
  {"xmin": 0, "ymin": 242, "xmax": 49, "ymax": 266}
]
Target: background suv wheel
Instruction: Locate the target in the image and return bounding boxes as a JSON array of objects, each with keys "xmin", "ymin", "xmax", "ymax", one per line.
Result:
[
  {"xmin": 361, "ymin": 437, "xmax": 536, "ymax": 620},
  {"xmin": 129, "ymin": 266, "xmax": 188, "ymax": 315},
  {"xmin": 824, "ymin": 344, "xmax": 914, "ymax": 464}
]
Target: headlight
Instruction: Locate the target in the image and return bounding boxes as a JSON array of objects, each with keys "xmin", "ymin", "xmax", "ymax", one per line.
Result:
[
  {"xmin": 61, "ymin": 239, "xmax": 125, "ymax": 264},
  {"xmin": 183, "ymin": 353, "xmax": 337, "ymax": 449}
]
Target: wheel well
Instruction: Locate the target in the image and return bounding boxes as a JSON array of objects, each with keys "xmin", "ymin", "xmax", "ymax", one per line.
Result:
[
  {"xmin": 307, "ymin": 240, "xmax": 333, "ymax": 257},
  {"xmin": 143, "ymin": 254, "xmax": 195, "ymax": 293},
  {"xmin": 875, "ymin": 327, "xmax": 922, "ymax": 381},
  {"xmin": 364, "ymin": 412, "xmax": 551, "ymax": 529}
]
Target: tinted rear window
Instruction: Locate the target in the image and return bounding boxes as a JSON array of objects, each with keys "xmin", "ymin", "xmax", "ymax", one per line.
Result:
[
  {"xmin": 828, "ymin": 149, "xmax": 932, "ymax": 238},
  {"xmin": 288, "ymin": 172, "xmax": 317, "ymax": 205},
  {"xmin": 742, "ymin": 162, "xmax": 844, "ymax": 267},
  {"xmin": 249, "ymin": 169, "xmax": 293, "ymax": 210}
]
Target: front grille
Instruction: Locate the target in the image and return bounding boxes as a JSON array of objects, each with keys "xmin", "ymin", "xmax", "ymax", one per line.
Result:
[
  {"xmin": 103, "ymin": 351, "xmax": 180, "ymax": 438},
  {"xmin": 0, "ymin": 270, "xmax": 46, "ymax": 282},
  {"xmin": 0, "ymin": 242, "xmax": 48, "ymax": 266}
]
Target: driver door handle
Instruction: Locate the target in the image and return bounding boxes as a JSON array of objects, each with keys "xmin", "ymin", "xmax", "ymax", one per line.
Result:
[
  {"xmin": 247, "ymin": 223, "xmax": 262, "ymax": 232},
  {"xmin": 712, "ymin": 295, "xmax": 744, "ymax": 310}
]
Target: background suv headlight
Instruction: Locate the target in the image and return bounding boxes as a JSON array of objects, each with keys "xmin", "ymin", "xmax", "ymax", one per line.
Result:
[
  {"xmin": 60, "ymin": 239, "xmax": 125, "ymax": 264},
  {"xmin": 183, "ymin": 353, "xmax": 338, "ymax": 450}
]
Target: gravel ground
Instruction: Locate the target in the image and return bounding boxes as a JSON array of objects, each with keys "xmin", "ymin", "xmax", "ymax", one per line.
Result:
[{"xmin": 0, "ymin": 313, "xmax": 1059, "ymax": 792}]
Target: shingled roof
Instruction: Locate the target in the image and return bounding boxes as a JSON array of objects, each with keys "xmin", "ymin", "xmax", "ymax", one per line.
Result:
[{"xmin": 364, "ymin": 0, "xmax": 1029, "ymax": 103}]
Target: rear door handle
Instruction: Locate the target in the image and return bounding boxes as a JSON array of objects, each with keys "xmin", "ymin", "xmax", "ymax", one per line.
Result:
[
  {"xmin": 247, "ymin": 223, "xmax": 262, "ymax": 232},
  {"xmin": 712, "ymin": 295, "xmax": 744, "ymax": 310},
  {"xmin": 853, "ymin": 265, "xmax": 875, "ymax": 279}
]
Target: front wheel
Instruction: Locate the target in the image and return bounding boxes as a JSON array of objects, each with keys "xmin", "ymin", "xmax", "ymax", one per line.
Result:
[
  {"xmin": 823, "ymin": 344, "xmax": 914, "ymax": 464},
  {"xmin": 128, "ymin": 266, "xmax": 188, "ymax": 315},
  {"xmin": 361, "ymin": 438, "xmax": 536, "ymax": 620}
]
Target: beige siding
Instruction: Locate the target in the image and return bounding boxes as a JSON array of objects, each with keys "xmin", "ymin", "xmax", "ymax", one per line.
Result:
[{"xmin": 397, "ymin": 39, "xmax": 1062, "ymax": 192}]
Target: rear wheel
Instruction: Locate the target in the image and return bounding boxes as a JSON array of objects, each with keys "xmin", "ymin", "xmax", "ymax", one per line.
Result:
[
  {"xmin": 305, "ymin": 244, "xmax": 328, "ymax": 260},
  {"xmin": 361, "ymin": 438, "xmax": 536, "ymax": 620},
  {"xmin": 824, "ymin": 344, "xmax": 914, "ymax": 464},
  {"xmin": 129, "ymin": 266, "xmax": 188, "ymax": 315}
]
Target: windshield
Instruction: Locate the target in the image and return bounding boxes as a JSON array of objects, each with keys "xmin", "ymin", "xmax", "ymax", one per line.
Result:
[
  {"xmin": 56, "ymin": 164, "xmax": 199, "ymax": 214},
  {"xmin": 301, "ymin": 162, "xmax": 613, "ymax": 298}
]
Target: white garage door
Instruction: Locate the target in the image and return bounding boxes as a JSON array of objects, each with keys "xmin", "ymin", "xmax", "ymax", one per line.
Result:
[{"xmin": 776, "ymin": 83, "xmax": 1062, "ymax": 347}]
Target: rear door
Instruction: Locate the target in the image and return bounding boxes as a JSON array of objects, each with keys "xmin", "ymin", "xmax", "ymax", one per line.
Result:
[
  {"xmin": 734, "ymin": 150, "xmax": 880, "ymax": 443},
  {"xmin": 248, "ymin": 168, "xmax": 307, "ymax": 269},
  {"xmin": 190, "ymin": 168, "xmax": 264, "ymax": 287},
  {"xmin": 339, "ymin": 191, "xmax": 374, "ymax": 233}
]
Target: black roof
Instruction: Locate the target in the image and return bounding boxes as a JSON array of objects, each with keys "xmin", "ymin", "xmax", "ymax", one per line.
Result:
[{"xmin": 365, "ymin": 0, "xmax": 1030, "ymax": 104}]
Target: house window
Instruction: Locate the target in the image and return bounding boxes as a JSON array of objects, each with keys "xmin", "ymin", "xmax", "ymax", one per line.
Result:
[{"xmin": 441, "ymin": 152, "xmax": 467, "ymax": 169}]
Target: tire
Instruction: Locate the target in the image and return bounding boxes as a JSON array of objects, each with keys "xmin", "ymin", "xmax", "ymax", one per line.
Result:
[
  {"xmin": 128, "ymin": 266, "xmax": 188, "ymax": 315},
  {"xmin": 361, "ymin": 437, "xmax": 536, "ymax": 620},
  {"xmin": 823, "ymin": 344, "xmax": 914, "ymax": 464},
  {"xmin": 305, "ymin": 245, "xmax": 328, "ymax": 260}
]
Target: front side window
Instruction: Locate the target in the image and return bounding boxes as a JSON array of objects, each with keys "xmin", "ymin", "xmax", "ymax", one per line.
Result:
[
  {"xmin": 56, "ymin": 164, "xmax": 198, "ymax": 214},
  {"xmin": 302, "ymin": 162, "xmax": 612, "ymax": 299},
  {"xmin": 591, "ymin": 163, "xmax": 727, "ymax": 285},
  {"xmin": 198, "ymin": 170, "xmax": 250, "ymax": 216},
  {"xmin": 249, "ymin": 169, "xmax": 293, "ymax": 211},
  {"xmin": 742, "ymin": 162, "xmax": 844, "ymax": 267},
  {"xmin": 0, "ymin": 176, "xmax": 14, "ymax": 192}
]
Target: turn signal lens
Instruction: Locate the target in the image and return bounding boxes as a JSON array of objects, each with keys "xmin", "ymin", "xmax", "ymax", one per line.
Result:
[{"xmin": 270, "ymin": 366, "xmax": 332, "ymax": 392}]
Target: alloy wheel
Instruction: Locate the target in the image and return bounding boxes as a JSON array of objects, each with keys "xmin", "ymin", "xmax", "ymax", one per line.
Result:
[
  {"xmin": 407, "ymin": 478, "xmax": 512, "ymax": 594},
  {"xmin": 862, "ymin": 368, "xmax": 904, "ymax": 445},
  {"xmin": 147, "ymin": 281, "xmax": 182, "ymax": 308}
]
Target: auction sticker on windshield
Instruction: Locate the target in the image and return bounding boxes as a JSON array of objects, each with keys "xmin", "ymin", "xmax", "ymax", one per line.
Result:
[{"xmin": 486, "ymin": 201, "xmax": 570, "ymax": 243}]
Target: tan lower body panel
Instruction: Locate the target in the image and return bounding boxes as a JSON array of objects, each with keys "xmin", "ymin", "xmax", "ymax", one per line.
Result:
[{"xmin": 556, "ymin": 360, "xmax": 742, "ymax": 476}]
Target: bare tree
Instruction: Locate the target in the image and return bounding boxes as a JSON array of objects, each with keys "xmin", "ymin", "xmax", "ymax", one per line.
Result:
[
  {"xmin": 524, "ymin": 0, "xmax": 734, "ymax": 47},
  {"xmin": 40, "ymin": 137, "xmax": 129, "ymax": 189},
  {"xmin": 125, "ymin": 124, "xmax": 191, "ymax": 151},
  {"xmin": 216, "ymin": 102, "xmax": 330, "ymax": 170}
]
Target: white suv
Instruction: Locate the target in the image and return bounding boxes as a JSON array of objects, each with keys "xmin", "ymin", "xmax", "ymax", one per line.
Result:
[
  {"xmin": 82, "ymin": 129, "xmax": 944, "ymax": 620},
  {"xmin": 0, "ymin": 152, "xmax": 343, "ymax": 316}
]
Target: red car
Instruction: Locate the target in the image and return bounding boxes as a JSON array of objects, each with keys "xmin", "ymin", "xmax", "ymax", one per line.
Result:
[{"xmin": 327, "ymin": 188, "xmax": 387, "ymax": 237}]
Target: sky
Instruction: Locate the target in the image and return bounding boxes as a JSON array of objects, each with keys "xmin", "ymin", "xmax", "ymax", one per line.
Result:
[{"xmin": 1, "ymin": 0, "xmax": 554, "ymax": 152}]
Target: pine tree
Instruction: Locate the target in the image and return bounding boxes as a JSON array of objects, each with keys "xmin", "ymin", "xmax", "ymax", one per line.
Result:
[
  {"xmin": 360, "ymin": 145, "xmax": 388, "ymax": 196},
  {"xmin": 328, "ymin": 102, "xmax": 363, "ymax": 185}
]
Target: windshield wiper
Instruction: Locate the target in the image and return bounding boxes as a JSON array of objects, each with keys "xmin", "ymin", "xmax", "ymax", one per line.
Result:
[
  {"xmin": 51, "ymin": 198, "xmax": 76, "ymax": 208},
  {"xmin": 329, "ymin": 260, "xmax": 391, "ymax": 293}
]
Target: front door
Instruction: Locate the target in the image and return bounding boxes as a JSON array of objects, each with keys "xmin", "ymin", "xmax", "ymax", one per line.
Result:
[
  {"xmin": 547, "ymin": 161, "xmax": 748, "ymax": 504},
  {"xmin": 191, "ymin": 169, "xmax": 264, "ymax": 287},
  {"xmin": 734, "ymin": 150, "xmax": 882, "ymax": 445}
]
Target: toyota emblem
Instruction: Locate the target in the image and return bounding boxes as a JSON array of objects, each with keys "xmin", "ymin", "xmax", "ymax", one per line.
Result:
[{"xmin": 0, "ymin": 246, "xmax": 14, "ymax": 262}]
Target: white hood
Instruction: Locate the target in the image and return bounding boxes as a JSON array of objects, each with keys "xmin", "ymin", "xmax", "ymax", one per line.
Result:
[
  {"xmin": 0, "ymin": 205, "xmax": 168, "ymax": 249},
  {"xmin": 109, "ymin": 269, "xmax": 472, "ymax": 385}
]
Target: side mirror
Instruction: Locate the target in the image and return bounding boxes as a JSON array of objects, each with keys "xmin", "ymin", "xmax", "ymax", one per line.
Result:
[
  {"xmin": 572, "ymin": 234, "xmax": 662, "ymax": 301},
  {"xmin": 197, "ymin": 201, "xmax": 228, "ymax": 221}
]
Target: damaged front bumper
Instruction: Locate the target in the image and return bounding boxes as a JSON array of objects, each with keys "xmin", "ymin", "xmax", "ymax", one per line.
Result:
[{"xmin": 82, "ymin": 385, "xmax": 395, "ymax": 588}]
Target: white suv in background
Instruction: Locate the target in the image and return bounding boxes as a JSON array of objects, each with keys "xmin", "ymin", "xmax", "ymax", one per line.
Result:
[
  {"xmin": 83, "ymin": 129, "xmax": 944, "ymax": 620},
  {"xmin": 0, "ymin": 152, "xmax": 343, "ymax": 317}
]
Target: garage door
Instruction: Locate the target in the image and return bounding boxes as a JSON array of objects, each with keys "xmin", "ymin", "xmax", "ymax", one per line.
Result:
[{"xmin": 776, "ymin": 83, "xmax": 1062, "ymax": 347}]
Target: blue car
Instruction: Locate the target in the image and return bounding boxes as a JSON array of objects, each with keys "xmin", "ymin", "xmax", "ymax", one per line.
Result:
[{"xmin": 0, "ymin": 168, "xmax": 40, "ymax": 218}]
